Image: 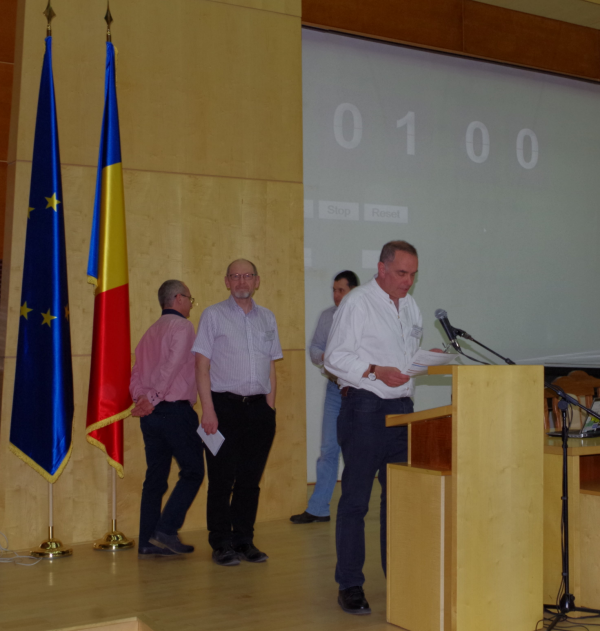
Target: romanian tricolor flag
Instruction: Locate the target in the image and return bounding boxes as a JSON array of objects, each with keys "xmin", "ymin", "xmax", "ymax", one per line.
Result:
[
  {"xmin": 86, "ymin": 41, "xmax": 132, "ymax": 477},
  {"xmin": 10, "ymin": 37, "xmax": 74, "ymax": 483}
]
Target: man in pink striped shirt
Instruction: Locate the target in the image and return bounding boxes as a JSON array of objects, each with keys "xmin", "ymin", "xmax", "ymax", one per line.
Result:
[{"xmin": 130, "ymin": 279, "xmax": 204, "ymax": 558}]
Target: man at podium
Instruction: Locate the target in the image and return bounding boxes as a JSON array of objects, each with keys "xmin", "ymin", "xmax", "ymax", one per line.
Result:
[{"xmin": 324, "ymin": 240, "xmax": 422, "ymax": 616}]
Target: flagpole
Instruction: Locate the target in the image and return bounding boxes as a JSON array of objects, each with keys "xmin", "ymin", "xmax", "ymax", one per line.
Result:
[
  {"xmin": 91, "ymin": 2, "xmax": 134, "ymax": 552},
  {"xmin": 93, "ymin": 468, "xmax": 134, "ymax": 550},
  {"xmin": 23, "ymin": 0, "xmax": 72, "ymax": 561},
  {"xmin": 31, "ymin": 483, "xmax": 73, "ymax": 558}
]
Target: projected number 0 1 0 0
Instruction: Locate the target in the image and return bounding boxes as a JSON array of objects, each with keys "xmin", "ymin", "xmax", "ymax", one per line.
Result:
[{"xmin": 333, "ymin": 104, "xmax": 539, "ymax": 170}]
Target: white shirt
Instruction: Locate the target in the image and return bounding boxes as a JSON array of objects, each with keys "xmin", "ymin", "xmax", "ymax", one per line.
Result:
[
  {"xmin": 192, "ymin": 295, "xmax": 283, "ymax": 396},
  {"xmin": 324, "ymin": 277, "xmax": 422, "ymax": 399}
]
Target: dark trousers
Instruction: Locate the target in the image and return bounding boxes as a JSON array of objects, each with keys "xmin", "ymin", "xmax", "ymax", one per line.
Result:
[
  {"xmin": 206, "ymin": 392, "xmax": 276, "ymax": 549},
  {"xmin": 335, "ymin": 388, "xmax": 412, "ymax": 590},
  {"xmin": 139, "ymin": 401, "xmax": 205, "ymax": 547}
]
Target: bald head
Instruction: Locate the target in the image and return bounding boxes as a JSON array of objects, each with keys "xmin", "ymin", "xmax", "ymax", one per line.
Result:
[{"xmin": 226, "ymin": 259, "xmax": 258, "ymax": 276}]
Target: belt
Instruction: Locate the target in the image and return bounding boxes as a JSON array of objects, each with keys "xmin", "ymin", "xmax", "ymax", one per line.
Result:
[
  {"xmin": 340, "ymin": 386, "xmax": 410, "ymax": 401},
  {"xmin": 156, "ymin": 400, "xmax": 190, "ymax": 406},
  {"xmin": 215, "ymin": 391, "xmax": 265, "ymax": 405}
]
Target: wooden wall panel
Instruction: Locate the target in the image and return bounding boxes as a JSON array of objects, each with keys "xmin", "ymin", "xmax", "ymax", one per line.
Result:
[
  {"xmin": 0, "ymin": 161, "xmax": 6, "ymax": 259},
  {"xmin": 302, "ymin": 0, "xmax": 464, "ymax": 51},
  {"xmin": 303, "ymin": 0, "xmax": 600, "ymax": 81},
  {"xmin": 0, "ymin": 347, "xmax": 304, "ymax": 549},
  {"xmin": 213, "ymin": 0, "xmax": 301, "ymax": 16},
  {"xmin": 464, "ymin": 1, "xmax": 600, "ymax": 80},
  {"xmin": 0, "ymin": 63, "xmax": 12, "ymax": 163},
  {"xmin": 13, "ymin": 0, "xmax": 303, "ymax": 183},
  {"xmin": 0, "ymin": 0, "xmax": 305, "ymax": 550},
  {"xmin": 0, "ymin": 0, "xmax": 17, "ymax": 65},
  {"xmin": 256, "ymin": 349, "xmax": 307, "ymax": 522}
]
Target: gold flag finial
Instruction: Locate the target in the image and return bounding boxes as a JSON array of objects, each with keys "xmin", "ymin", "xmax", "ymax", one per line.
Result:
[
  {"xmin": 43, "ymin": 1, "xmax": 56, "ymax": 36},
  {"xmin": 105, "ymin": 2, "xmax": 113, "ymax": 42}
]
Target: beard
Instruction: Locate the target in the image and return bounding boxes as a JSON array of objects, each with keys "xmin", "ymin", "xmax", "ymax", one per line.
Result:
[{"xmin": 232, "ymin": 289, "xmax": 252, "ymax": 299}]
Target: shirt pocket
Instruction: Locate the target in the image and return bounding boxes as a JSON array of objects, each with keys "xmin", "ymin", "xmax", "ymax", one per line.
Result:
[{"xmin": 255, "ymin": 329, "xmax": 276, "ymax": 357}]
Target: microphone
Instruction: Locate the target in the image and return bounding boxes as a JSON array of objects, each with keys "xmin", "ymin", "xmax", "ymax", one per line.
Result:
[{"xmin": 435, "ymin": 309, "xmax": 461, "ymax": 351}]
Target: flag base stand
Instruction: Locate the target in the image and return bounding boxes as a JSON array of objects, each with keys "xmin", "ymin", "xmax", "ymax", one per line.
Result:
[
  {"xmin": 93, "ymin": 519, "xmax": 134, "ymax": 551},
  {"xmin": 31, "ymin": 526, "xmax": 72, "ymax": 558}
]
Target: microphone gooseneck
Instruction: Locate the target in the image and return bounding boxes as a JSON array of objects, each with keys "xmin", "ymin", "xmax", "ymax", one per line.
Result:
[{"xmin": 434, "ymin": 308, "xmax": 461, "ymax": 351}]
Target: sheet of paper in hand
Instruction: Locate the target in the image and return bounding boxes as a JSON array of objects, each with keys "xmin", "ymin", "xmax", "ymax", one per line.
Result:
[
  {"xmin": 197, "ymin": 425, "xmax": 225, "ymax": 456},
  {"xmin": 405, "ymin": 349, "xmax": 458, "ymax": 377}
]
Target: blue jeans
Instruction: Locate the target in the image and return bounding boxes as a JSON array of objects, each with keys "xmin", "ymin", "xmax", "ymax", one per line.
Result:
[
  {"xmin": 139, "ymin": 401, "xmax": 205, "ymax": 547},
  {"xmin": 307, "ymin": 379, "xmax": 342, "ymax": 517},
  {"xmin": 335, "ymin": 388, "xmax": 412, "ymax": 590}
]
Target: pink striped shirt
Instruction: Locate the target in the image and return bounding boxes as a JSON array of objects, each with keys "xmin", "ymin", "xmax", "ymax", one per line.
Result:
[
  {"xmin": 130, "ymin": 312, "xmax": 197, "ymax": 406},
  {"xmin": 192, "ymin": 296, "xmax": 283, "ymax": 396}
]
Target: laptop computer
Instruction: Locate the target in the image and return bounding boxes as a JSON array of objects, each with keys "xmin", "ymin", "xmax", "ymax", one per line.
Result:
[{"xmin": 547, "ymin": 399, "xmax": 600, "ymax": 438}]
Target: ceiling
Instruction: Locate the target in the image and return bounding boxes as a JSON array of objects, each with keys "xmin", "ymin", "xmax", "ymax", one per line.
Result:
[{"xmin": 476, "ymin": 0, "xmax": 600, "ymax": 29}]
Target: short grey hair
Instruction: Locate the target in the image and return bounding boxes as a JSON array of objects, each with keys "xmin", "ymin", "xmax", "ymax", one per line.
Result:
[
  {"xmin": 226, "ymin": 259, "xmax": 258, "ymax": 276},
  {"xmin": 379, "ymin": 240, "xmax": 418, "ymax": 264},
  {"xmin": 158, "ymin": 280, "xmax": 187, "ymax": 309}
]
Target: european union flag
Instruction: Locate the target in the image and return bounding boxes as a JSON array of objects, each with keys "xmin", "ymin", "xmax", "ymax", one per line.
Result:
[{"xmin": 9, "ymin": 37, "xmax": 74, "ymax": 483}]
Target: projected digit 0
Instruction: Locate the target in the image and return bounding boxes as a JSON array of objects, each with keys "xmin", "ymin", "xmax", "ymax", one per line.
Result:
[
  {"xmin": 334, "ymin": 103, "xmax": 362, "ymax": 149},
  {"xmin": 516, "ymin": 129, "xmax": 538, "ymax": 169},
  {"xmin": 396, "ymin": 111, "xmax": 415, "ymax": 155},
  {"xmin": 466, "ymin": 121, "xmax": 490, "ymax": 163}
]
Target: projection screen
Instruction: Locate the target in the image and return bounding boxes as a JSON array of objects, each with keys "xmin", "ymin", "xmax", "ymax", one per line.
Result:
[{"xmin": 302, "ymin": 28, "xmax": 600, "ymax": 481}]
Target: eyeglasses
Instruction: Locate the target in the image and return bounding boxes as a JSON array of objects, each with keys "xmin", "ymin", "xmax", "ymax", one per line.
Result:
[
  {"xmin": 228, "ymin": 273, "xmax": 256, "ymax": 281},
  {"xmin": 178, "ymin": 294, "xmax": 195, "ymax": 306}
]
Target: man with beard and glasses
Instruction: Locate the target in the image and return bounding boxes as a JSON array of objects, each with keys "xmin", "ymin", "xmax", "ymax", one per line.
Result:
[{"xmin": 193, "ymin": 259, "xmax": 282, "ymax": 566}]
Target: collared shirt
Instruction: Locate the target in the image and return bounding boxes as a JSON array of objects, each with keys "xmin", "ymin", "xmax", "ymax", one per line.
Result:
[
  {"xmin": 309, "ymin": 305, "xmax": 338, "ymax": 380},
  {"xmin": 130, "ymin": 311, "xmax": 197, "ymax": 407},
  {"xmin": 324, "ymin": 277, "xmax": 422, "ymax": 399},
  {"xmin": 192, "ymin": 295, "xmax": 283, "ymax": 396}
]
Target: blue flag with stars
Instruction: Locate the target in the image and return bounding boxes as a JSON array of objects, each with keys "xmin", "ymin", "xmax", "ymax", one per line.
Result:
[{"xmin": 9, "ymin": 37, "xmax": 74, "ymax": 483}]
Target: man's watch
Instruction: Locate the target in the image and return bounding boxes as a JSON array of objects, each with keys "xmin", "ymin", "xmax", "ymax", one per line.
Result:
[{"xmin": 368, "ymin": 365, "xmax": 377, "ymax": 381}]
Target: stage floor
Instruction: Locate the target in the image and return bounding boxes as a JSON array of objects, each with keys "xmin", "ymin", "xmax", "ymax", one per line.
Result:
[{"xmin": 1, "ymin": 483, "xmax": 394, "ymax": 631}]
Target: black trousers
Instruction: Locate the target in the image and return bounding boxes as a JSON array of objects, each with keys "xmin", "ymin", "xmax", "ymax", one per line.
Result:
[
  {"xmin": 206, "ymin": 392, "xmax": 276, "ymax": 549},
  {"xmin": 139, "ymin": 401, "xmax": 205, "ymax": 547}
]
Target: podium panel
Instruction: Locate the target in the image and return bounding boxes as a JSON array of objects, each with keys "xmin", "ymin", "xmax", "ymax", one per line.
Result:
[{"xmin": 387, "ymin": 365, "xmax": 544, "ymax": 631}]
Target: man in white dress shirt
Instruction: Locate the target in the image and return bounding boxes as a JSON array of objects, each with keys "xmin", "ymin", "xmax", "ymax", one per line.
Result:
[{"xmin": 324, "ymin": 240, "xmax": 422, "ymax": 615}]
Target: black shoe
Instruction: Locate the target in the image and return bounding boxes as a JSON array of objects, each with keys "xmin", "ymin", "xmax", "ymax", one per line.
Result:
[
  {"xmin": 233, "ymin": 543, "xmax": 268, "ymax": 563},
  {"xmin": 138, "ymin": 545, "xmax": 178, "ymax": 558},
  {"xmin": 290, "ymin": 511, "xmax": 330, "ymax": 524},
  {"xmin": 149, "ymin": 531, "xmax": 194, "ymax": 554},
  {"xmin": 338, "ymin": 586, "xmax": 371, "ymax": 615},
  {"xmin": 212, "ymin": 544, "xmax": 241, "ymax": 566}
]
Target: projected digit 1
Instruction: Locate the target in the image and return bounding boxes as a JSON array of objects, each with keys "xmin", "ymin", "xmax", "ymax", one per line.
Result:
[
  {"xmin": 396, "ymin": 111, "xmax": 415, "ymax": 155},
  {"xmin": 466, "ymin": 121, "xmax": 489, "ymax": 163},
  {"xmin": 334, "ymin": 103, "xmax": 362, "ymax": 149},
  {"xmin": 516, "ymin": 129, "xmax": 538, "ymax": 169}
]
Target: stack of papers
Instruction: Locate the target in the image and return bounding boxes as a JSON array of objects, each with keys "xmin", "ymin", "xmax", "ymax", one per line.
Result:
[{"xmin": 405, "ymin": 349, "xmax": 458, "ymax": 377}]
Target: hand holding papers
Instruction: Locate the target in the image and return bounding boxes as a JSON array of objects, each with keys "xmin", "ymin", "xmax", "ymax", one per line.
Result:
[
  {"xmin": 405, "ymin": 349, "xmax": 458, "ymax": 377},
  {"xmin": 197, "ymin": 425, "xmax": 225, "ymax": 456}
]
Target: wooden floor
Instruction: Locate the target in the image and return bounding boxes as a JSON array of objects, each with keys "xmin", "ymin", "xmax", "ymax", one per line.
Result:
[{"xmin": 0, "ymin": 483, "xmax": 395, "ymax": 631}]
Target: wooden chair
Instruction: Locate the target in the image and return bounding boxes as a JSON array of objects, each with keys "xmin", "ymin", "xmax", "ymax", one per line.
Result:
[
  {"xmin": 544, "ymin": 387, "xmax": 558, "ymax": 431},
  {"xmin": 549, "ymin": 370, "xmax": 600, "ymax": 430}
]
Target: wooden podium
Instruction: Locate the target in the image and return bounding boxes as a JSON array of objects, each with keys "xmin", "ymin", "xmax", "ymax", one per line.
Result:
[{"xmin": 386, "ymin": 365, "xmax": 544, "ymax": 631}]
